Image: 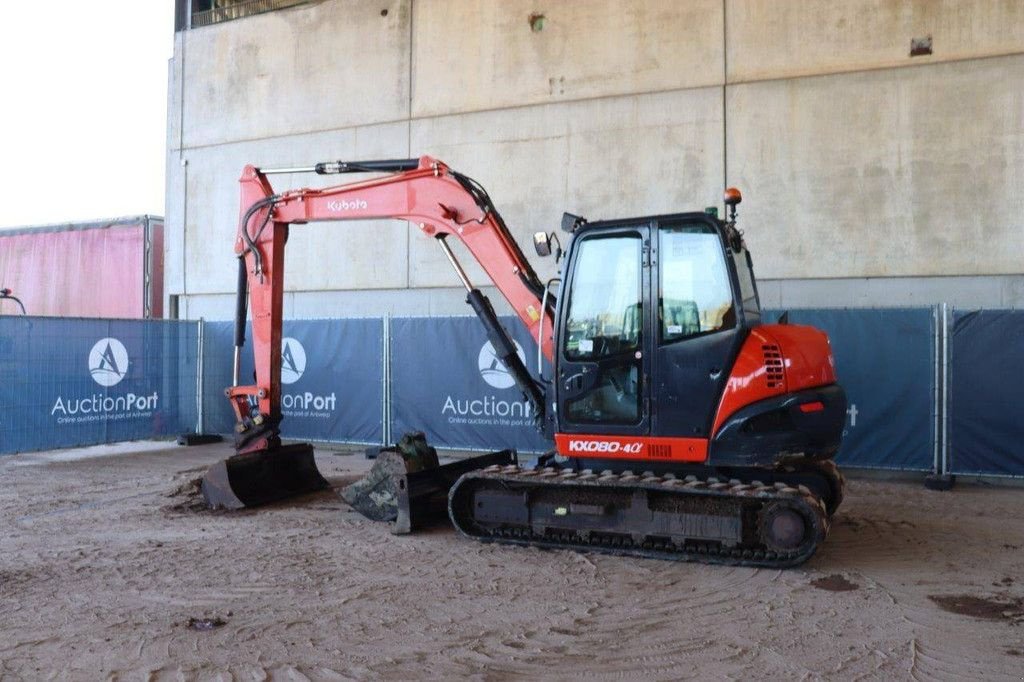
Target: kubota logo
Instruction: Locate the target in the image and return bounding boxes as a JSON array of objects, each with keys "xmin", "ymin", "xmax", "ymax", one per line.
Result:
[
  {"xmin": 567, "ymin": 440, "xmax": 643, "ymax": 454},
  {"xmin": 327, "ymin": 198, "xmax": 367, "ymax": 212},
  {"xmin": 89, "ymin": 338, "xmax": 129, "ymax": 387},
  {"xmin": 478, "ymin": 340, "xmax": 525, "ymax": 390},
  {"xmin": 281, "ymin": 337, "xmax": 306, "ymax": 384}
]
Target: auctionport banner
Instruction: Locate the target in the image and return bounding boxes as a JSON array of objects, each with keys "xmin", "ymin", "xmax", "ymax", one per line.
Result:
[
  {"xmin": 0, "ymin": 316, "xmax": 198, "ymax": 454},
  {"xmin": 763, "ymin": 308, "xmax": 935, "ymax": 471},
  {"xmin": 389, "ymin": 316, "xmax": 552, "ymax": 453},
  {"xmin": 202, "ymin": 318, "xmax": 384, "ymax": 445}
]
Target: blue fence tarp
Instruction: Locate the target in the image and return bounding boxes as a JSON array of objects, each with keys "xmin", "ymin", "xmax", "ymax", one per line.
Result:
[
  {"xmin": 948, "ymin": 310, "xmax": 1024, "ymax": 477},
  {"xmin": 198, "ymin": 321, "xmax": 235, "ymax": 437},
  {"xmin": 202, "ymin": 319, "xmax": 384, "ymax": 445},
  {"xmin": 10, "ymin": 307, "xmax": 1024, "ymax": 480},
  {"xmin": 0, "ymin": 316, "xmax": 199, "ymax": 454},
  {"xmin": 764, "ymin": 308, "xmax": 935, "ymax": 471},
  {"xmin": 389, "ymin": 316, "xmax": 551, "ymax": 453}
]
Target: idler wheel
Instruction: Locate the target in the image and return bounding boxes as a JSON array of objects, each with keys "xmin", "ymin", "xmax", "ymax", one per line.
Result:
[{"xmin": 760, "ymin": 503, "xmax": 810, "ymax": 553}]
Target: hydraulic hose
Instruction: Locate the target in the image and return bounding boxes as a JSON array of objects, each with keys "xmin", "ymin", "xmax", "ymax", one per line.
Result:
[
  {"xmin": 238, "ymin": 195, "xmax": 280, "ymax": 278},
  {"xmin": 233, "ymin": 256, "xmax": 248, "ymax": 386}
]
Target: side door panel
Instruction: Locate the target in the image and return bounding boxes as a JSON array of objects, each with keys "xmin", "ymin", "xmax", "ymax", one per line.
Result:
[{"xmin": 651, "ymin": 331, "xmax": 744, "ymax": 437}]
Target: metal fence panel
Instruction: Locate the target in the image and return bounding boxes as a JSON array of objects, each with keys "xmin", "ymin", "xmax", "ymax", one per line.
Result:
[
  {"xmin": 763, "ymin": 308, "xmax": 935, "ymax": 470},
  {"xmin": 201, "ymin": 319, "xmax": 384, "ymax": 445},
  {"xmin": 199, "ymin": 321, "xmax": 236, "ymax": 436},
  {"xmin": 389, "ymin": 316, "xmax": 551, "ymax": 453},
  {"xmin": 0, "ymin": 316, "xmax": 199, "ymax": 454},
  {"xmin": 948, "ymin": 310, "xmax": 1024, "ymax": 477},
  {"xmin": 0, "ymin": 308, "xmax": 950, "ymax": 474}
]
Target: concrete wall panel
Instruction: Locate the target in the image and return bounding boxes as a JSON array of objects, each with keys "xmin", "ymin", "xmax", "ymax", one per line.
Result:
[
  {"xmin": 167, "ymin": 33, "xmax": 183, "ymax": 153},
  {"xmin": 167, "ymin": 1, "xmax": 1024, "ymax": 318},
  {"xmin": 183, "ymin": 285, "xmax": 509, "ymax": 321},
  {"xmin": 183, "ymin": 0, "xmax": 410, "ymax": 148},
  {"xmin": 186, "ymin": 270, "xmax": 1024, "ymax": 320},
  {"xmin": 727, "ymin": 54, "xmax": 1024, "ymax": 280},
  {"xmin": 728, "ymin": 0, "xmax": 1024, "ymax": 83},
  {"xmin": 288, "ymin": 284, "xmax": 508, "ymax": 319},
  {"xmin": 412, "ymin": 0, "xmax": 723, "ymax": 117},
  {"xmin": 409, "ymin": 87, "xmax": 724, "ymax": 288},
  {"xmin": 759, "ymin": 275, "xmax": 1024, "ymax": 310},
  {"xmin": 164, "ymin": 153, "xmax": 186, "ymax": 303},
  {"xmin": 179, "ymin": 121, "xmax": 411, "ymax": 297}
]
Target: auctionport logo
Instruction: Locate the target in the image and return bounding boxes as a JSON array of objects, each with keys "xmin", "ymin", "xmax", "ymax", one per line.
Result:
[
  {"xmin": 89, "ymin": 338, "xmax": 128, "ymax": 387},
  {"xmin": 281, "ymin": 337, "xmax": 306, "ymax": 384},
  {"xmin": 440, "ymin": 339, "xmax": 533, "ymax": 426},
  {"xmin": 477, "ymin": 340, "xmax": 525, "ymax": 390},
  {"xmin": 51, "ymin": 337, "xmax": 159, "ymax": 422},
  {"xmin": 279, "ymin": 337, "xmax": 337, "ymax": 415}
]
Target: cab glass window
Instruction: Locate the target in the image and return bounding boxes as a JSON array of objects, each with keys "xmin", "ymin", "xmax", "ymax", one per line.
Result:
[
  {"xmin": 563, "ymin": 234, "xmax": 642, "ymax": 360},
  {"xmin": 733, "ymin": 248, "xmax": 761, "ymax": 320},
  {"xmin": 659, "ymin": 224, "xmax": 735, "ymax": 343}
]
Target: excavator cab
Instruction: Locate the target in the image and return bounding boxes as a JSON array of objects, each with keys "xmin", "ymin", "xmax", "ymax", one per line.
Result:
[
  {"xmin": 552, "ymin": 212, "xmax": 756, "ymax": 444},
  {"xmin": 544, "ymin": 203, "xmax": 845, "ymax": 473}
]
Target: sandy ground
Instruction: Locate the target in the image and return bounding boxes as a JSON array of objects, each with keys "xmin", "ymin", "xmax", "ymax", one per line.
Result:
[{"xmin": 1, "ymin": 442, "xmax": 1023, "ymax": 681}]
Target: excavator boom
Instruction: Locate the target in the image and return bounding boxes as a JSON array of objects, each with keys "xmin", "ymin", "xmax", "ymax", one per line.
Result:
[
  {"xmin": 203, "ymin": 156, "xmax": 555, "ymax": 509},
  {"xmin": 231, "ymin": 156, "xmax": 551, "ymax": 434}
]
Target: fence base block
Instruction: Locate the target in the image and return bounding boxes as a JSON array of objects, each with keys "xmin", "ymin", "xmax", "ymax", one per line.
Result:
[
  {"xmin": 924, "ymin": 473, "xmax": 956, "ymax": 491},
  {"xmin": 177, "ymin": 433, "xmax": 224, "ymax": 446}
]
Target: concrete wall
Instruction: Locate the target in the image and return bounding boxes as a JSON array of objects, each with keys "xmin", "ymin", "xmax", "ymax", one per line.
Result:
[{"xmin": 167, "ymin": 0, "xmax": 1024, "ymax": 319}]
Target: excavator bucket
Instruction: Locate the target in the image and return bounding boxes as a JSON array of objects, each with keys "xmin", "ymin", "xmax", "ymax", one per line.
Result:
[
  {"xmin": 342, "ymin": 432, "xmax": 516, "ymax": 533},
  {"xmin": 201, "ymin": 442, "xmax": 330, "ymax": 510}
]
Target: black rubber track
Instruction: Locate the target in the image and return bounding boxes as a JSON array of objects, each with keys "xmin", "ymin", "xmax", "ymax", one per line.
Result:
[{"xmin": 449, "ymin": 465, "xmax": 834, "ymax": 569}]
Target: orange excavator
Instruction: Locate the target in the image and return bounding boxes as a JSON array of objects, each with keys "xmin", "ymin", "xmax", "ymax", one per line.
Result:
[{"xmin": 201, "ymin": 156, "xmax": 846, "ymax": 567}]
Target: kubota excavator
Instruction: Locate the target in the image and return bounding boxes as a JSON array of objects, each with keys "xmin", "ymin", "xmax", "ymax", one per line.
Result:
[{"xmin": 200, "ymin": 156, "xmax": 846, "ymax": 568}]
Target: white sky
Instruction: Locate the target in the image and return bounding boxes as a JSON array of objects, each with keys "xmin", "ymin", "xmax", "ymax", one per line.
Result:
[{"xmin": 0, "ymin": 3, "xmax": 174, "ymax": 228}]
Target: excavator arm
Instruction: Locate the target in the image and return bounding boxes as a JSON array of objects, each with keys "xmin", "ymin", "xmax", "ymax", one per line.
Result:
[{"xmin": 228, "ymin": 155, "xmax": 554, "ymax": 454}]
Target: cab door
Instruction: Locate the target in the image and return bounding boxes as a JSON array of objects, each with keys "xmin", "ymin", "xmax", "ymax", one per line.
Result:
[
  {"xmin": 556, "ymin": 227, "xmax": 651, "ymax": 437},
  {"xmin": 650, "ymin": 218, "xmax": 747, "ymax": 438}
]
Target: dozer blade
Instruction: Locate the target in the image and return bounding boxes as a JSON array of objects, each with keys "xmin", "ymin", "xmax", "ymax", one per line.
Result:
[
  {"xmin": 201, "ymin": 442, "xmax": 330, "ymax": 509},
  {"xmin": 341, "ymin": 432, "xmax": 515, "ymax": 533}
]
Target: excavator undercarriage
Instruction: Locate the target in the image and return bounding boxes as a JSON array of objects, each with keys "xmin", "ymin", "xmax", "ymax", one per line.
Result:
[
  {"xmin": 451, "ymin": 468, "xmax": 824, "ymax": 568},
  {"xmin": 449, "ymin": 459, "xmax": 843, "ymax": 568}
]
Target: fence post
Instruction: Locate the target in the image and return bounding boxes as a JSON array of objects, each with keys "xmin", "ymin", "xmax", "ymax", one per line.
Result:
[
  {"xmin": 383, "ymin": 314, "xmax": 391, "ymax": 446},
  {"xmin": 941, "ymin": 303, "xmax": 950, "ymax": 476},
  {"xmin": 932, "ymin": 305, "xmax": 941, "ymax": 475},
  {"xmin": 941, "ymin": 303, "xmax": 949, "ymax": 475},
  {"xmin": 195, "ymin": 317, "xmax": 205, "ymax": 435},
  {"xmin": 926, "ymin": 303, "xmax": 955, "ymax": 490},
  {"xmin": 177, "ymin": 317, "xmax": 223, "ymax": 446}
]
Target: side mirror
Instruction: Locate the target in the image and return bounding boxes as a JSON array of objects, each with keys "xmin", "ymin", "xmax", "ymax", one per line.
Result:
[{"xmin": 533, "ymin": 231, "xmax": 552, "ymax": 257}]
